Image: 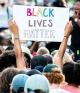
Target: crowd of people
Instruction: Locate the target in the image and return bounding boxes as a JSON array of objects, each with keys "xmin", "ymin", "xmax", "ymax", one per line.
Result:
[{"xmin": 0, "ymin": 0, "xmax": 80, "ymax": 93}]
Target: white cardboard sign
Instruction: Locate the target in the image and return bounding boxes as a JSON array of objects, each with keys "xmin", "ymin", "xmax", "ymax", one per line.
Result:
[{"xmin": 13, "ymin": 5, "xmax": 69, "ymax": 41}]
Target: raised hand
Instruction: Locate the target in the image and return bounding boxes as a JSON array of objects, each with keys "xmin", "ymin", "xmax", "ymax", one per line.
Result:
[
  {"xmin": 9, "ymin": 20, "xmax": 26, "ymax": 69},
  {"xmin": 9, "ymin": 20, "xmax": 19, "ymax": 35}
]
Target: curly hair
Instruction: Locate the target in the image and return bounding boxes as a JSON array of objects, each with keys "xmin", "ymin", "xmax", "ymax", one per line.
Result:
[{"xmin": 43, "ymin": 69, "xmax": 64, "ymax": 84}]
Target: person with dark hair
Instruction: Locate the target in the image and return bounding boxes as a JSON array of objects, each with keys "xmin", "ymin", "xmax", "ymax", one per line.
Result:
[
  {"xmin": 0, "ymin": 36, "xmax": 7, "ymax": 45},
  {"xmin": 0, "ymin": 36, "xmax": 13, "ymax": 46},
  {"xmin": 68, "ymin": 1, "xmax": 80, "ymax": 61},
  {"xmin": 10, "ymin": 74, "xmax": 29, "ymax": 93},
  {"xmin": 63, "ymin": 62, "xmax": 80, "ymax": 86},
  {"xmin": 52, "ymin": 0, "xmax": 66, "ymax": 7},
  {"xmin": 0, "ymin": 50, "xmax": 16, "ymax": 72},
  {"xmin": 23, "ymin": 52, "xmax": 31, "ymax": 68},
  {"xmin": 26, "ymin": 69, "xmax": 41, "ymax": 76},
  {"xmin": 43, "ymin": 54, "xmax": 53, "ymax": 64},
  {"xmin": 31, "ymin": 55, "xmax": 47, "ymax": 69},
  {"xmin": 54, "ymin": 1, "xmax": 80, "ymax": 67},
  {"xmin": 0, "ymin": 67, "xmax": 18, "ymax": 93},
  {"xmin": 54, "ymin": 1, "xmax": 80, "ymax": 92},
  {"xmin": 6, "ymin": 45, "xmax": 14, "ymax": 50},
  {"xmin": 63, "ymin": 62, "xmax": 80, "ymax": 93}
]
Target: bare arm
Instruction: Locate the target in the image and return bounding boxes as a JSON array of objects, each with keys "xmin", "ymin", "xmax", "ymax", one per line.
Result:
[
  {"xmin": 54, "ymin": 21, "xmax": 73, "ymax": 68},
  {"xmin": 9, "ymin": 20, "xmax": 26, "ymax": 70},
  {"xmin": 30, "ymin": 41, "xmax": 39, "ymax": 53}
]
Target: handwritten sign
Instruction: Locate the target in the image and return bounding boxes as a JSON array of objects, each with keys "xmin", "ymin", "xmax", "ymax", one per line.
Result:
[{"xmin": 13, "ymin": 5, "xmax": 69, "ymax": 41}]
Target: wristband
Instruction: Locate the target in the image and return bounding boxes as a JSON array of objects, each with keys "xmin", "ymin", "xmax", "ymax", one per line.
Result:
[
  {"xmin": 64, "ymin": 36, "xmax": 68, "ymax": 38},
  {"xmin": 14, "ymin": 35, "xmax": 19, "ymax": 40}
]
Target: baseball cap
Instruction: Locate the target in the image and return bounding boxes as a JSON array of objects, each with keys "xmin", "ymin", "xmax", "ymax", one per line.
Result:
[
  {"xmin": 35, "ymin": 66, "xmax": 44, "ymax": 72},
  {"xmin": 26, "ymin": 69, "xmax": 41, "ymax": 76},
  {"xmin": 11, "ymin": 74, "xmax": 29, "ymax": 92},
  {"xmin": 43, "ymin": 64, "xmax": 58, "ymax": 73},
  {"xmin": 24, "ymin": 74, "xmax": 50, "ymax": 93}
]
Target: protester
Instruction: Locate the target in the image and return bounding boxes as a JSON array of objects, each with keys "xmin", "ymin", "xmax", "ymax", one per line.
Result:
[
  {"xmin": 63, "ymin": 62, "xmax": 80, "ymax": 93},
  {"xmin": 11, "ymin": 74, "xmax": 29, "ymax": 93},
  {"xmin": 26, "ymin": 69, "xmax": 41, "ymax": 76},
  {"xmin": 1, "ymin": 1, "xmax": 80, "ymax": 93},
  {"xmin": 7, "ymin": 1, "xmax": 80, "ymax": 93},
  {"xmin": 67, "ymin": 1, "xmax": 80, "ymax": 61},
  {"xmin": 31, "ymin": 55, "xmax": 47, "ymax": 69},
  {"xmin": 43, "ymin": 64, "xmax": 70, "ymax": 93},
  {"xmin": 9, "ymin": 20, "xmax": 26, "ymax": 70},
  {"xmin": 54, "ymin": 2, "xmax": 80, "ymax": 92},
  {"xmin": 0, "ymin": 67, "xmax": 18, "ymax": 93},
  {"xmin": 43, "ymin": 54, "xmax": 53, "ymax": 64},
  {"xmin": 0, "ymin": 50, "xmax": 16, "ymax": 72},
  {"xmin": 24, "ymin": 74, "xmax": 50, "ymax": 93},
  {"xmin": 37, "ymin": 47, "xmax": 50, "ymax": 55}
]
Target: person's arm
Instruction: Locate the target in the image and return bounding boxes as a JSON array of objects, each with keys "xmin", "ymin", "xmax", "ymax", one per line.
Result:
[
  {"xmin": 9, "ymin": 20, "xmax": 26, "ymax": 70},
  {"xmin": 54, "ymin": 21, "xmax": 73, "ymax": 68},
  {"xmin": 30, "ymin": 41, "xmax": 39, "ymax": 53}
]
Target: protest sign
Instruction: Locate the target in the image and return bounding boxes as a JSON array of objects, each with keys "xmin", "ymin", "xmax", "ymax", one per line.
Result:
[{"xmin": 13, "ymin": 5, "xmax": 69, "ymax": 41}]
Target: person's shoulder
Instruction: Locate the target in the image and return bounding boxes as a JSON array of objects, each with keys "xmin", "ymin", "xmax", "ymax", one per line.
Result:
[
  {"xmin": 50, "ymin": 88, "xmax": 71, "ymax": 93},
  {"xmin": 55, "ymin": 88, "xmax": 71, "ymax": 93}
]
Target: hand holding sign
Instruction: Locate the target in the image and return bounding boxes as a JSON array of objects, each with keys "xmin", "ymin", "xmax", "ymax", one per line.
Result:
[
  {"xmin": 13, "ymin": 5, "xmax": 69, "ymax": 41},
  {"xmin": 9, "ymin": 20, "xmax": 19, "ymax": 35},
  {"xmin": 9, "ymin": 20, "xmax": 26, "ymax": 69}
]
